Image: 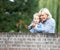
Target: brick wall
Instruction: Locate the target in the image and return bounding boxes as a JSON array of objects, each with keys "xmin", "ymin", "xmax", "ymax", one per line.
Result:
[{"xmin": 0, "ymin": 32, "xmax": 60, "ymax": 50}]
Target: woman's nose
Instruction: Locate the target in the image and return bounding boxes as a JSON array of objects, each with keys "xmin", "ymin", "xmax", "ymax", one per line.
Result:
[{"xmin": 40, "ymin": 17, "xmax": 42, "ymax": 19}]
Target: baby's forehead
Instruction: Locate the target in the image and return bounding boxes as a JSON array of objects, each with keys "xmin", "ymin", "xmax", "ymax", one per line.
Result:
[
  {"xmin": 33, "ymin": 13, "xmax": 39, "ymax": 17},
  {"xmin": 33, "ymin": 15, "xmax": 39, "ymax": 18}
]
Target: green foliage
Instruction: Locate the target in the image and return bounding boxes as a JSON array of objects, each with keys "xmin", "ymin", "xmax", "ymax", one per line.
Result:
[{"xmin": 0, "ymin": 0, "xmax": 39, "ymax": 32}]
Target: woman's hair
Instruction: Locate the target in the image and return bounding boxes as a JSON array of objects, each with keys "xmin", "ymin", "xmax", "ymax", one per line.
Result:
[{"xmin": 39, "ymin": 8, "xmax": 52, "ymax": 18}]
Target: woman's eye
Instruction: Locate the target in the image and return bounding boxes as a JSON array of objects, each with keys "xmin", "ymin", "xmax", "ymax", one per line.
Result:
[
  {"xmin": 41, "ymin": 14, "xmax": 44, "ymax": 16},
  {"xmin": 42, "ymin": 15, "xmax": 44, "ymax": 16}
]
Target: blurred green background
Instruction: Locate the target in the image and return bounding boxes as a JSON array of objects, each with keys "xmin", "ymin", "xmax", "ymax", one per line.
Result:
[{"xmin": 0, "ymin": 0, "xmax": 60, "ymax": 33}]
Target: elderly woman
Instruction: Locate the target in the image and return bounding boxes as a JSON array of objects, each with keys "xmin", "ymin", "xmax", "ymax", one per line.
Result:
[{"xmin": 28, "ymin": 8, "xmax": 56, "ymax": 33}]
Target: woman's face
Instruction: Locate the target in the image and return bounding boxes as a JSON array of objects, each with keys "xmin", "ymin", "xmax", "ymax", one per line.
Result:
[{"xmin": 40, "ymin": 14, "xmax": 48, "ymax": 22}]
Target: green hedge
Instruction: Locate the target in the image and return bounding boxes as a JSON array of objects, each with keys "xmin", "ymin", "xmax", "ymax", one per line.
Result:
[{"xmin": 0, "ymin": 0, "xmax": 39, "ymax": 32}]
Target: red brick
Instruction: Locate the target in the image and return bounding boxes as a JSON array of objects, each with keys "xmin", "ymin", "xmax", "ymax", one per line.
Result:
[{"xmin": 0, "ymin": 48, "xmax": 7, "ymax": 50}]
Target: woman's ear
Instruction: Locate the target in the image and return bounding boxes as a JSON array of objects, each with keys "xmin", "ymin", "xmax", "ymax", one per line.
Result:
[{"xmin": 46, "ymin": 14, "xmax": 49, "ymax": 17}]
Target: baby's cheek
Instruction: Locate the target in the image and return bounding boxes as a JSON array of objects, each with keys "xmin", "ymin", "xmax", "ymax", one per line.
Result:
[
  {"xmin": 34, "ymin": 20, "xmax": 39, "ymax": 24},
  {"xmin": 37, "ymin": 20, "xmax": 40, "ymax": 22}
]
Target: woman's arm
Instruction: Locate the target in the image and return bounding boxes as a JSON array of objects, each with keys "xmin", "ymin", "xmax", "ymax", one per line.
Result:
[
  {"xmin": 34, "ymin": 23, "xmax": 45, "ymax": 32},
  {"xmin": 34, "ymin": 19, "xmax": 56, "ymax": 33}
]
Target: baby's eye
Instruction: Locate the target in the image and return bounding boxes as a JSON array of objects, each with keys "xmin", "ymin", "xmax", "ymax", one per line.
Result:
[
  {"xmin": 37, "ymin": 18, "xmax": 39, "ymax": 19},
  {"xmin": 34, "ymin": 18, "xmax": 36, "ymax": 20}
]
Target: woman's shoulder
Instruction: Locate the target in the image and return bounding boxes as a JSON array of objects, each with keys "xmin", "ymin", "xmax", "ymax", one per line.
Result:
[
  {"xmin": 48, "ymin": 18, "xmax": 55, "ymax": 23},
  {"xmin": 47, "ymin": 18, "xmax": 55, "ymax": 25}
]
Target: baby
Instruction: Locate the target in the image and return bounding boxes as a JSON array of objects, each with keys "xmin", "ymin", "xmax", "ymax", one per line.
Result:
[{"xmin": 28, "ymin": 13, "xmax": 40, "ymax": 33}]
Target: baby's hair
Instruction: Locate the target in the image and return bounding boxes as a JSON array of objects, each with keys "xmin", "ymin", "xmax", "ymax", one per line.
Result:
[{"xmin": 33, "ymin": 13, "xmax": 40, "ymax": 18}]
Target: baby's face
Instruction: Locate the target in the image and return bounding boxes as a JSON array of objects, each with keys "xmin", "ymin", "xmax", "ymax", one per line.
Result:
[{"xmin": 33, "ymin": 16, "xmax": 40, "ymax": 24}]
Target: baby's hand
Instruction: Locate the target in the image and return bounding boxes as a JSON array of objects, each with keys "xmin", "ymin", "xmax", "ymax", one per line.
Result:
[{"xmin": 30, "ymin": 23, "xmax": 36, "ymax": 27}]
